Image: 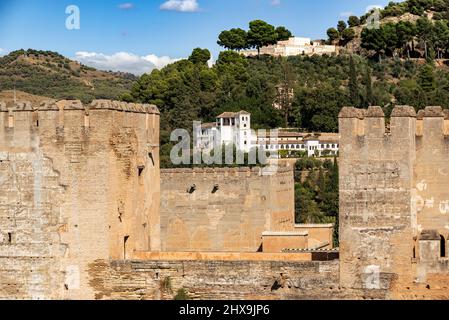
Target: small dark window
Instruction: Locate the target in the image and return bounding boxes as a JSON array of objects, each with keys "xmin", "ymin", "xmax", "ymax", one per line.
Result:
[
  {"xmin": 188, "ymin": 184, "xmax": 196, "ymax": 194},
  {"xmin": 441, "ymin": 235, "xmax": 446, "ymax": 257},
  {"xmin": 138, "ymin": 166, "xmax": 145, "ymax": 177},
  {"xmin": 124, "ymin": 236, "xmax": 130, "ymax": 259},
  {"xmin": 7, "ymin": 232, "xmax": 12, "ymax": 244},
  {"xmin": 148, "ymin": 152, "xmax": 154, "ymax": 166}
]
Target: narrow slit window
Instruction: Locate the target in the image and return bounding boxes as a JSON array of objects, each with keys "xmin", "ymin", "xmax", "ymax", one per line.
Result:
[
  {"xmin": 124, "ymin": 236, "xmax": 130, "ymax": 259},
  {"xmin": 148, "ymin": 152, "xmax": 154, "ymax": 166}
]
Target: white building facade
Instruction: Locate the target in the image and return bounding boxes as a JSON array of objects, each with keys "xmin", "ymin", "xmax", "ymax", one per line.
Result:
[
  {"xmin": 242, "ymin": 37, "xmax": 337, "ymax": 58},
  {"xmin": 257, "ymin": 132, "xmax": 339, "ymax": 157},
  {"xmin": 196, "ymin": 111, "xmax": 255, "ymax": 153},
  {"xmin": 196, "ymin": 111, "xmax": 339, "ymax": 157}
]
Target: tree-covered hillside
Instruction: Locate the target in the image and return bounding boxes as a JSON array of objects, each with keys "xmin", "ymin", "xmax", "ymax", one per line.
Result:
[
  {"xmin": 327, "ymin": 0, "xmax": 449, "ymax": 61},
  {"xmin": 125, "ymin": 49, "xmax": 449, "ymax": 131},
  {"xmin": 0, "ymin": 49, "xmax": 136, "ymax": 103}
]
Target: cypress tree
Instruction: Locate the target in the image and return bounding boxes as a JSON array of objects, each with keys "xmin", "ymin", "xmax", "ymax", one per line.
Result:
[
  {"xmin": 364, "ymin": 66, "xmax": 373, "ymax": 107},
  {"xmin": 349, "ymin": 56, "xmax": 359, "ymax": 106}
]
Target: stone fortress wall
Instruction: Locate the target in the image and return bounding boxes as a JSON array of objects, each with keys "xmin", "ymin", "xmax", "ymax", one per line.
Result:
[
  {"xmin": 339, "ymin": 105, "xmax": 449, "ymax": 299},
  {"xmin": 5, "ymin": 98, "xmax": 449, "ymax": 300},
  {"xmin": 0, "ymin": 100, "xmax": 160, "ymax": 300},
  {"xmin": 159, "ymin": 167, "xmax": 295, "ymax": 252}
]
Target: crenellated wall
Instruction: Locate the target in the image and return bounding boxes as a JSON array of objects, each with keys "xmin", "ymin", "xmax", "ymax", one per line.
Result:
[
  {"xmin": 339, "ymin": 105, "xmax": 449, "ymax": 299},
  {"xmin": 0, "ymin": 99, "xmax": 160, "ymax": 300},
  {"xmin": 160, "ymin": 167, "xmax": 295, "ymax": 252}
]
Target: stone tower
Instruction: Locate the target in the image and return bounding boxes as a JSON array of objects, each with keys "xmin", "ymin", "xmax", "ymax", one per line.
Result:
[
  {"xmin": 339, "ymin": 105, "xmax": 417, "ymax": 297},
  {"xmin": 0, "ymin": 100, "xmax": 160, "ymax": 300},
  {"xmin": 339, "ymin": 105, "xmax": 449, "ymax": 299}
]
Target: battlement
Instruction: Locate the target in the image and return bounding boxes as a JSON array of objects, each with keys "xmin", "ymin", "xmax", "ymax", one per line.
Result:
[
  {"xmin": 339, "ymin": 105, "xmax": 449, "ymax": 139},
  {"xmin": 0, "ymin": 99, "xmax": 159, "ymax": 114}
]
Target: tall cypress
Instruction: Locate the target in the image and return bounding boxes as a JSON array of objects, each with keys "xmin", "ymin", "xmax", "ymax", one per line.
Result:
[
  {"xmin": 364, "ymin": 66, "xmax": 373, "ymax": 107},
  {"xmin": 349, "ymin": 56, "xmax": 359, "ymax": 106}
]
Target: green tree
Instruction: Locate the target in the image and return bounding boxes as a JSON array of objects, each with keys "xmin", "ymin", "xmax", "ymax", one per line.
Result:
[
  {"xmin": 327, "ymin": 28, "xmax": 340, "ymax": 43},
  {"xmin": 416, "ymin": 17, "xmax": 434, "ymax": 60},
  {"xmin": 361, "ymin": 27, "xmax": 386, "ymax": 62},
  {"xmin": 348, "ymin": 15, "xmax": 361, "ymax": 27},
  {"xmin": 349, "ymin": 56, "xmax": 359, "ymax": 106},
  {"xmin": 382, "ymin": 23, "xmax": 399, "ymax": 57},
  {"xmin": 337, "ymin": 20, "xmax": 347, "ymax": 33},
  {"xmin": 418, "ymin": 63, "xmax": 436, "ymax": 92},
  {"xmin": 247, "ymin": 20, "xmax": 278, "ymax": 57},
  {"xmin": 341, "ymin": 28, "xmax": 356, "ymax": 43},
  {"xmin": 189, "ymin": 48, "xmax": 211, "ymax": 65},
  {"xmin": 363, "ymin": 66, "xmax": 373, "ymax": 107},
  {"xmin": 275, "ymin": 26, "xmax": 293, "ymax": 41},
  {"xmin": 396, "ymin": 21, "xmax": 416, "ymax": 58},
  {"xmin": 432, "ymin": 20, "xmax": 449, "ymax": 59},
  {"xmin": 407, "ymin": 0, "xmax": 425, "ymax": 15},
  {"xmin": 217, "ymin": 28, "xmax": 248, "ymax": 51}
]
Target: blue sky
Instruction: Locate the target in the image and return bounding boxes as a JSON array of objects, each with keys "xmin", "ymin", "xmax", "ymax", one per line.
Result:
[{"xmin": 0, "ymin": 0, "xmax": 396, "ymax": 74}]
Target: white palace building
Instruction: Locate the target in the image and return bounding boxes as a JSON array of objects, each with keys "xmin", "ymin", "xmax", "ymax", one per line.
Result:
[
  {"xmin": 242, "ymin": 37, "xmax": 337, "ymax": 58},
  {"xmin": 196, "ymin": 111, "xmax": 339, "ymax": 157}
]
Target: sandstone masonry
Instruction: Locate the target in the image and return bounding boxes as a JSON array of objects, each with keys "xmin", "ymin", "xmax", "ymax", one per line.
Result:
[
  {"xmin": 160, "ymin": 167, "xmax": 295, "ymax": 252},
  {"xmin": 0, "ymin": 100, "xmax": 160, "ymax": 299},
  {"xmin": 339, "ymin": 105, "xmax": 449, "ymax": 299}
]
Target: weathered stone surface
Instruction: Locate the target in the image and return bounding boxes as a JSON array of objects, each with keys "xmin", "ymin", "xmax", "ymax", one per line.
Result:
[
  {"xmin": 0, "ymin": 100, "xmax": 160, "ymax": 300},
  {"xmin": 160, "ymin": 167, "xmax": 295, "ymax": 252},
  {"xmin": 365, "ymin": 106, "xmax": 384, "ymax": 118},
  {"xmin": 391, "ymin": 106, "xmax": 416, "ymax": 118},
  {"xmin": 339, "ymin": 106, "xmax": 449, "ymax": 300},
  {"xmin": 5, "ymin": 99, "xmax": 449, "ymax": 300},
  {"xmin": 88, "ymin": 259, "xmax": 352, "ymax": 300},
  {"xmin": 338, "ymin": 107, "xmax": 366, "ymax": 119}
]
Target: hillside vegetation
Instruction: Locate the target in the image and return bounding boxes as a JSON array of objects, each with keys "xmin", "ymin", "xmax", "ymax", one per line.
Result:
[
  {"xmin": 0, "ymin": 90, "xmax": 54, "ymax": 105},
  {"xmin": 327, "ymin": 0, "xmax": 449, "ymax": 60},
  {"xmin": 0, "ymin": 49, "xmax": 136, "ymax": 103}
]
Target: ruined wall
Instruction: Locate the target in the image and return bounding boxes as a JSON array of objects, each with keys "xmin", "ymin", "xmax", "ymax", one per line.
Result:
[
  {"xmin": 339, "ymin": 105, "xmax": 449, "ymax": 299},
  {"xmin": 160, "ymin": 167, "xmax": 295, "ymax": 252},
  {"xmin": 0, "ymin": 100, "xmax": 160, "ymax": 300}
]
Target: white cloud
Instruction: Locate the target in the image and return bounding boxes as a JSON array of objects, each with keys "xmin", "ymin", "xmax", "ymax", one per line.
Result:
[
  {"xmin": 271, "ymin": 0, "xmax": 281, "ymax": 6},
  {"xmin": 160, "ymin": 0, "xmax": 200, "ymax": 12},
  {"xmin": 142, "ymin": 54, "xmax": 181, "ymax": 69},
  {"xmin": 207, "ymin": 55, "xmax": 215, "ymax": 68},
  {"xmin": 118, "ymin": 3, "xmax": 134, "ymax": 10},
  {"xmin": 73, "ymin": 51, "xmax": 181, "ymax": 75}
]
